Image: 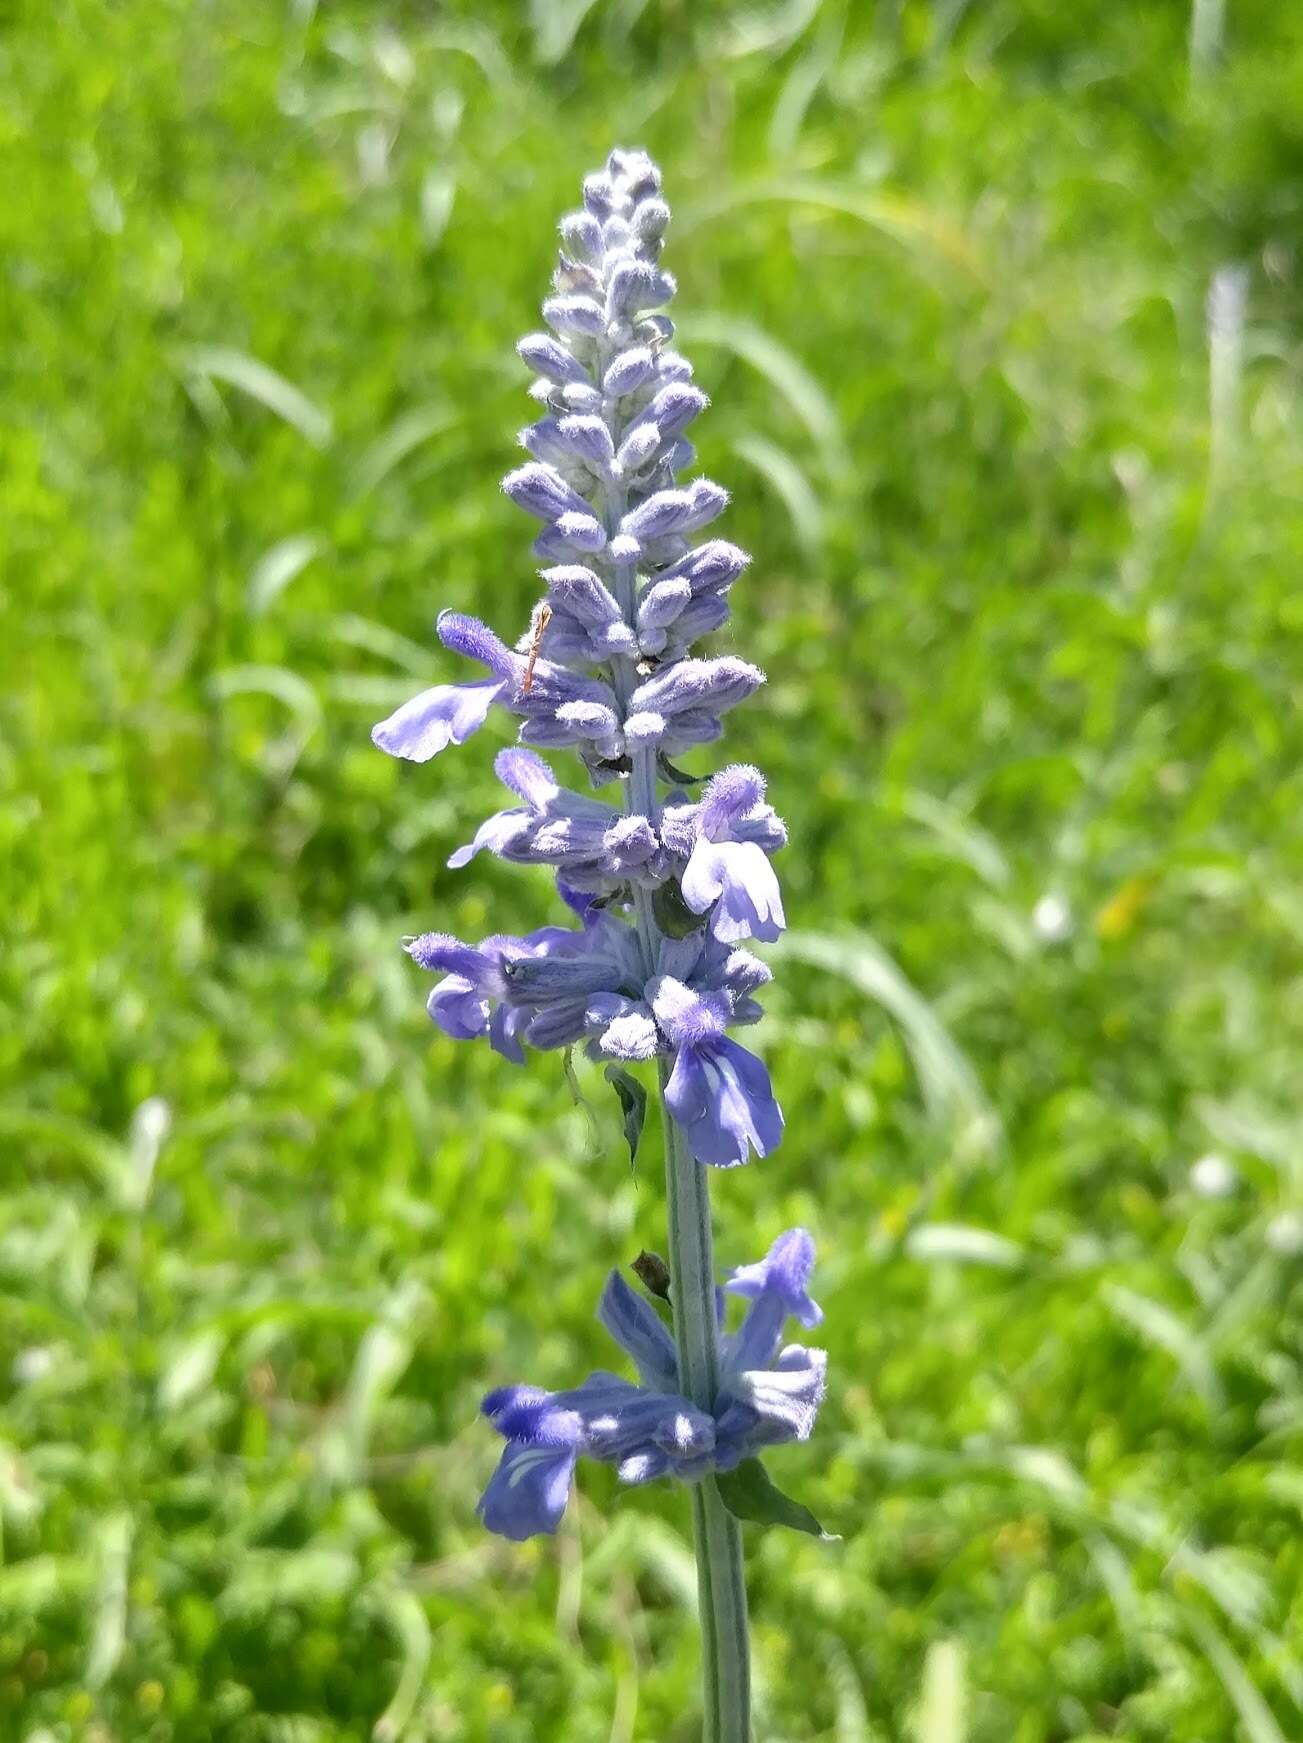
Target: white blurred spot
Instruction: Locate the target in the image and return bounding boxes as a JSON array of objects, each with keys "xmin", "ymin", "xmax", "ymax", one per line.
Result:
[
  {"xmin": 1190, "ymin": 1153, "xmax": 1238, "ymax": 1198},
  {"xmin": 357, "ymin": 120, "xmax": 393, "ymax": 188},
  {"xmin": 132, "ymin": 1096, "xmax": 172, "ymax": 1150},
  {"xmin": 1032, "ymin": 893, "xmax": 1072, "ymax": 943},
  {"xmin": 13, "ymin": 1346, "xmax": 54, "ymax": 1385},
  {"xmin": 1265, "ymin": 1212, "xmax": 1303, "ymax": 1257},
  {"xmin": 372, "ymin": 27, "xmax": 414, "ymax": 87},
  {"xmin": 127, "ymin": 1096, "xmax": 172, "ymax": 1209},
  {"xmin": 90, "ymin": 181, "xmax": 125, "ymax": 235},
  {"xmin": 1207, "ymin": 261, "xmax": 1248, "ymax": 487}
]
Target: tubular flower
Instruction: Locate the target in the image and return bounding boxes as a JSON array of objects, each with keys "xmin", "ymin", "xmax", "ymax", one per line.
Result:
[{"xmin": 477, "ymin": 1231, "xmax": 826, "ymax": 1540}]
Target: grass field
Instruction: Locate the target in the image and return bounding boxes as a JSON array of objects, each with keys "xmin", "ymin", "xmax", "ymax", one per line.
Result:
[{"xmin": 5, "ymin": 2, "xmax": 1303, "ymax": 1738}]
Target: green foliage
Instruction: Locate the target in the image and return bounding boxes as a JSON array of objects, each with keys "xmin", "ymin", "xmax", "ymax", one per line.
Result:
[
  {"xmin": 4, "ymin": 1, "xmax": 1303, "ymax": 1738},
  {"xmin": 715, "ymin": 1462, "xmax": 833, "ymax": 1542},
  {"xmin": 604, "ymin": 1067, "xmax": 649, "ymax": 1172}
]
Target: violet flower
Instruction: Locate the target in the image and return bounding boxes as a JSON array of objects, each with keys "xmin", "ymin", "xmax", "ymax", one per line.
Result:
[
  {"xmin": 670, "ymin": 764, "xmax": 787, "ymax": 943},
  {"xmin": 478, "ymin": 1230, "xmax": 825, "ymax": 1540},
  {"xmin": 404, "ymin": 912, "xmax": 780, "ymax": 1163}
]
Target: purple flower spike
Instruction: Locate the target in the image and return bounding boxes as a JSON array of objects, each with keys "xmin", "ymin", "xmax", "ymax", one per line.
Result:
[{"xmin": 375, "ymin": 150, "xmax": 822, "ymax": 1614}]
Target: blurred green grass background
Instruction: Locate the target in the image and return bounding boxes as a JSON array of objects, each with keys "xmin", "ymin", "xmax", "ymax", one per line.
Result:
[{"xmin": 5, "ymin": 1, "xmax": 1303, "ymax": 1738}]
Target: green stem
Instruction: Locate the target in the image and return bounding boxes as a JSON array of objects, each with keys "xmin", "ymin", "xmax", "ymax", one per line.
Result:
[
  {"xmin": 656, "ymin": 1055, "xmax": 752, "ymax": 1742},
  {"xmin": 621, "ymin": 739, "xmax": 752, "ymax": 1739},
  {"xmin": 598, "ymin": 338, "xmax": 751, "ymax": 1742},
  {"xmin": 614, "ymin": 676, "xmax": 752, "ymax": 1742}
]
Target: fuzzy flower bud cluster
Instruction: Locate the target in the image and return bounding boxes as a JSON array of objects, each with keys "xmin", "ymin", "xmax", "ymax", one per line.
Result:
[{"xmin": 373, "ymin": 148, "xmax": 790, "ymax": 1171}]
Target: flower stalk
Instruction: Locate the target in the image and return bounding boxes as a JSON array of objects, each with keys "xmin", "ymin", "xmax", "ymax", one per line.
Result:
[
  {"xmin": 372, "ymin": 148, "xmax": 828, "ymax": 1743},
  {"xmin": 657, "ymin": 1069, "xmax": 752, "ymax": 1741}
]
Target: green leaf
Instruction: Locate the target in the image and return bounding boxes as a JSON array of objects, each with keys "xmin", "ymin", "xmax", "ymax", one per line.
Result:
[
  {"xmin": 914, "ymin": 1638, "xmax": 967, "ymax": 1743},
  {"xmin": 561, "ymin": 1047, "xmax": 600, "ymax": 1158},
  {"xmin": 176, "ymin": 343, "xmax": 333, "ymax": 447},
  {"xmin": 715, "ymin": 1458, "xmax": 838, "ymax": 1540},
  {"xmin": 657, "ymin": 753, "xmax": 701, "ymax": 786},
  {"xmin": 604, "ymin": 1065, "xmax": 647, "ymax": 1168},
  {"xmin": 652, "ymin": 878, "xmax": 703, "ymax": 939},
  {"xmin": 247, "ymin": 533, "xmax": 324, "ymax": 615}
]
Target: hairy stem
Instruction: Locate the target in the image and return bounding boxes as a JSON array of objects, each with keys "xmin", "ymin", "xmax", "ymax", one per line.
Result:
[
  {"xmin": 612, "ymin": 724, "xmax": 752, "ymax": 1738},
  {"xmin": 656, "ymin": 1051, "xmax": 752, "ymax": 1743},
  {"xmin": 599, "ymin": 345, "xmax": 751, "ymax": 1743}
]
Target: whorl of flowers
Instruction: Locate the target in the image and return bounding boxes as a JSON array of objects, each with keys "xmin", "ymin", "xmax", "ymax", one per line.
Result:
[
  {"xmin": 373, "ymin": 147, "xmax": 788, "ymax": 1171},
  {"xmin": 479, "ymin": 1230, "xmax": 824, "ymax": 1540}
]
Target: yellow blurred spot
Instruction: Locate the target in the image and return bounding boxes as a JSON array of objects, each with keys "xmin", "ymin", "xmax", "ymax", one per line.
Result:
[
  {"xmin": 839, "ymin": 1386, "xmax": 873, "ymax": 1420},
  {"xmin": 756, "ymin": 1623, "xmax": 790, "ymax": 1668},
  {"xmin": 879, "ymin": 1188, "xmax": 917, "ymax": 1240},
  {"xmin": 486, "ymin": 1682, "xmax": 514, "ymax": 1714},
  {"xmin": 887, "ymin": 1606, "xmax": 921, "ymax": 1642},
  {"xmin": 137, "ymin": 1680, "xmax": 165, "ymax": 1713},
  {"xmin": 994, "ymin": 1515, "xmax": 1048, "ymax": 1560},
  {"xmin": 1094, "ymin": 875, "xmax": 1157, "ymax": 940},
  {"xmin": 66, "ymin": 1691, "xmax": 94, "ymax": 1721},
  {"xmin": 1121, "ymin": 1184, "xmax": 1154, "ymax": 1219}
]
